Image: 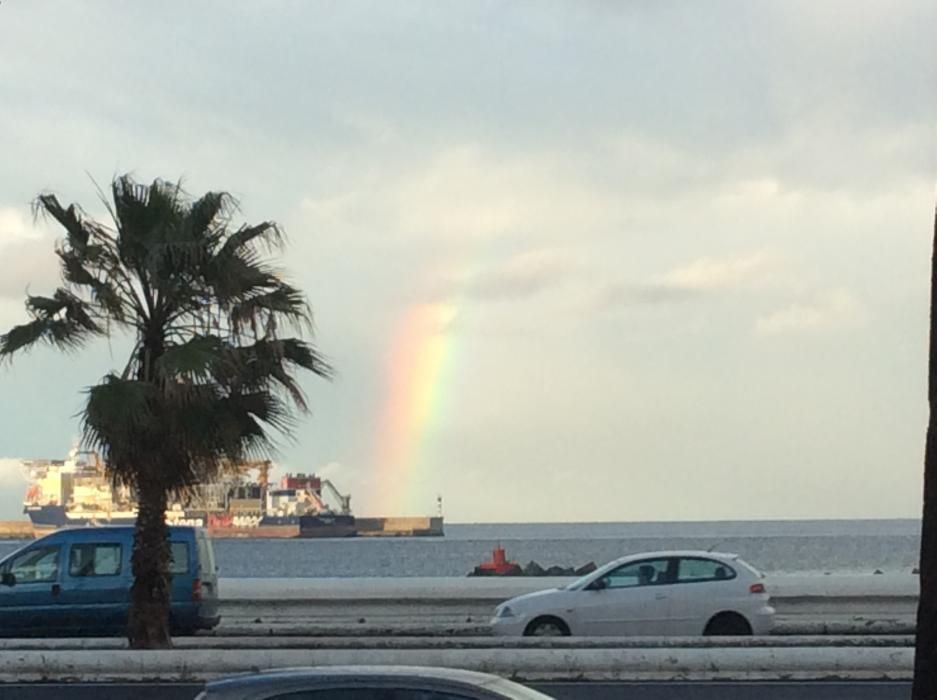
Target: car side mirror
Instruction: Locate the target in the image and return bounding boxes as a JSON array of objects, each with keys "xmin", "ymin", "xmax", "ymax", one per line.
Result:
[
  {"xmin": 587, "ymin": 578, "xmax": 607, "ymax": 591},
  {"xmin": 1, "ymin": 572, "xmax": 16, "ymax": 587}
]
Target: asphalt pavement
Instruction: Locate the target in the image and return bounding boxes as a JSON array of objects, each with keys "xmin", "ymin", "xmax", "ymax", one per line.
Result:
[{"xmin": 0, "ymin": 681, "xmax": 911, "ymax": 700}]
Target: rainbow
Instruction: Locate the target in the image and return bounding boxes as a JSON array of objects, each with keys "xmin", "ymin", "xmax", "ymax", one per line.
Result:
[{"xmin": 371, "ymin": 301, "xmax": 458, "ymax": 514}]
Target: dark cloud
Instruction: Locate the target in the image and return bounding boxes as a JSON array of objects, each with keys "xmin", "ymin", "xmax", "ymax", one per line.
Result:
[
  {"xmin": 599, "ymin": 283, "xmax": 701, "ymax": 309},
  {"xmin": 466, "ymin": 260, "xmax": 569, "ymax": 302}
]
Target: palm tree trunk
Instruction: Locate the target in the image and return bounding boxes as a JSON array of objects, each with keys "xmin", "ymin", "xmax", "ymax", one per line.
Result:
[
  {"xmin": 128, "ymin": 479, "xmax": 172, "ymax": 649},
  {"xmin": 913, "ymin": 206, "xmax": 937, "ymax": 699}
]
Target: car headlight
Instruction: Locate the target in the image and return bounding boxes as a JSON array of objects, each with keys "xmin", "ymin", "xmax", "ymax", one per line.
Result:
[{"xmin": 496, "ymin": 605, "xmax": 516, "ymax": 619}]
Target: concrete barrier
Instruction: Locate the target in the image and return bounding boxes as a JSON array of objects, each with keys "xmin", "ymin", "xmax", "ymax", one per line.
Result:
[
  {"xmin": 219, "ymin": 573, "xmax": 920, "ymax": 600},
  {"xmin": 0, "ymin": 635, "xmax": 914, "ymax": 651},
  {"xmin": 0, "ymin": 646, "xmax": 913, "ymax": 682},
  {"xmin": 213, "ymin": 574, "xmax": 918, "ymax": 636}
]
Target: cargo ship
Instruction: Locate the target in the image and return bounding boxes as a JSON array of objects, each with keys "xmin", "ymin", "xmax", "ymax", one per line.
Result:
[{"xmin": 21, "ymin": 450, "xmax": 443, "ymax": 538}]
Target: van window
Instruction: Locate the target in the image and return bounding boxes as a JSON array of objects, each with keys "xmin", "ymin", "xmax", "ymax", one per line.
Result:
[
  {"xmin": 196, "ymin": 534, "xmax": 215, "ymax": 575},
  {"xmin": 69, "ymin": 544, "xmax": 122, "ymax": 577},
  {"xmin": 5, "ymin": 546, "xmax": 59, "ymax": 583},
  {"xmin": 170, "ymin": 542, "xmax": 189, "ymax": 574}
]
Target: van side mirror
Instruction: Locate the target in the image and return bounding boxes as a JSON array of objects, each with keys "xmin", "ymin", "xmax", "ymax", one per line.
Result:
[{"xmin": 1, "ymin": 572, "xmax": 15, "ymax": 587}]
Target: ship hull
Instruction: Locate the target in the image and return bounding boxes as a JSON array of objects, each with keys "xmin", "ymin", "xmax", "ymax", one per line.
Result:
[
  {"xmin": 25, "ymin": 505, "xmax": 137, "ymax": 529},
  {"xmin": 298, "ymin": 514, "xmax": 357, "ymax": 538}
]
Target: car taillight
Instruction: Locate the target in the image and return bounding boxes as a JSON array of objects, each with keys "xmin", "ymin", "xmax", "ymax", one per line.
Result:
[
  {"xmin": 750, "ymin": 583, "xmax": 766, "ymax": 594},
  {"xmin": 192, "ymin": 577, "xmax": 203, "ymax": 602}
]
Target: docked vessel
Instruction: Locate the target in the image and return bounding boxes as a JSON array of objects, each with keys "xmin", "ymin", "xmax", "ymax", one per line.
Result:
[{"xmin": 22, "ymin": 450, "xmax": 443, "ymax": 538}]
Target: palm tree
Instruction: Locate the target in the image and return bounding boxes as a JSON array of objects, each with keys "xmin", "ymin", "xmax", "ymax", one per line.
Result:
[
  {"xmin": 914, "ymin": 205, "xmax": 937, "ymax": 698},
  {"xmin": 0, "ymin": 175, "xmax": 331, "ymax": 648}
]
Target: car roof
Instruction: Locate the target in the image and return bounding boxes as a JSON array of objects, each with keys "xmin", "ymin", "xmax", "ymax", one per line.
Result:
[
  {"xmin": 607, "ymin": 550, "xmax": 741, "ymax": 567},
  {"xmin": 205, "ymin": 666, "xmax": 542, "ymax": 697},
  {"xmin": 35, "ymin": 525, "xmax": 201, "ymax": 543}
]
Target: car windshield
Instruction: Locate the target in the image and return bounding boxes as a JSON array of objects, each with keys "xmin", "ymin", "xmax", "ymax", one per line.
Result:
[
  {"xmin": 564, "ymin": 562, "xmax": 616, "ymax": 590},
  {"xmin": 486, "ymin": 677, "xmax": 558, "ymax": 699},
  {"xmin": 564, "ymin": 573, "xmax": 593, "ymax": 590}
]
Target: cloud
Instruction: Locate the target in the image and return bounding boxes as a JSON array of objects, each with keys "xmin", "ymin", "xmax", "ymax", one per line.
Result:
[
  {"xmin": 298, "ymin": 145, "xmax": 623, "ymax": 245},
  {"xmin": 755, "ymin": 289, "xmax": 868, "ymax": 335},
  {"xmin": 465, "ymin": 250, "xmax": 574, "ymax": 302},
  {"xmin": 0, "ymin": 459, "xmax": 28, "ymax": 488},
  {"xmin": 600, "ymin": 282, "xmax": 700, "ymax": 308},
  {"xmin": 0, "ymin": 237, "xmax": 59, "ymax": 301},
  {"xmin": 662, "ymin": 253, "xmax": 772, "ymax": 291},
  {"xmin": 600, "ymin": 252, "xmax": 774, "ymax": 309},
  {"xmin": 0, "ymin": 207, "xmax": 37, "ymax": 245},
  {"xmin": 0, "ymin": 206, "xmax": 60, "ymax": 301}
]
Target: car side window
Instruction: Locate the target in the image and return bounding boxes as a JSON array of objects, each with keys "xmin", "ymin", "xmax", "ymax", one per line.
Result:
[
  {"xmin": 169, "ymin": 542, "xmax": 189, "ymax": 575},
  {"xmin": 602, "ymin": 558, "xmax": 672, "ymax": 589},
  {"xmin": 5, "ymin": 546, "xmax": 59, "ymax": 583},
  {"xmin": 677, "ymin": 558, "xmax": 737, "ymax": 583},
  {"xmin": 69, "ymin": 544, "xmax": 122, "ymax": 577}
]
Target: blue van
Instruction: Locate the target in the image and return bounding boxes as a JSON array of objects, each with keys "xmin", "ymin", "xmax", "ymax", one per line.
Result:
[{"xmin": 0, "ymin": 526, "xmax": 220, "ymax": 636}]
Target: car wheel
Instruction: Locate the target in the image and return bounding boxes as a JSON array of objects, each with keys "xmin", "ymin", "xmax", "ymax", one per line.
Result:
[
  {"xmin": 703, "ymin": 612, "xmax": 753, "ymax": 636},
  {"xmin": 523, "ymin": 616, "xmax": 571, "ymax": 637}
]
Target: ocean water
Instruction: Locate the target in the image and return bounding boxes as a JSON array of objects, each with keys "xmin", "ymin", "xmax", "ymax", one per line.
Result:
[{"xmin": 0, "ymin": 519, "xmax": 921, "ymax": 577}]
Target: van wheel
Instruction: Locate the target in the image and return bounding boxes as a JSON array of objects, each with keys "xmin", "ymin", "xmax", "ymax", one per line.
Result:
[
  {"xmin": 523, "ymin": 616, "xmax": 570, "ymax": 637},
  {"xmin": 704, "ymin": 612, "xmax": 752, "ymax": 636}
]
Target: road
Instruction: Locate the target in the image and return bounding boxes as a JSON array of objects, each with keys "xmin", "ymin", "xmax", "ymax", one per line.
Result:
[{"xmin": 0, "ymin": 681, "xmax": 911, "ymax": 699}]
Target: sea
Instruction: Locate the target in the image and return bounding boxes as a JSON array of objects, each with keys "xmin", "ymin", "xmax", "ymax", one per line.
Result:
[{"xmin": 0, "ymin": 519, "xmax": 922, "ymax": 578}]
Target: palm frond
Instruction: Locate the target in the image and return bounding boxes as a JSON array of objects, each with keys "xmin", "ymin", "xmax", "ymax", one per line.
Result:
[
  {"xmin": 220, "ymin": 221, "xmax": 283, "ymax": 257},
  {"xmin": 56, "ymin": 246, "xmax": 129, "ymax": 322},
  {"xmin": 0, "ymin": 289, "xmax": 102, "ymax": 359},
  {"xmin": 33, "ymin": 194, "xmax": 107, "ymax": 254},
  {"xmin": 82, "ymin": 375, "xmax": 158, "ymax": 455},
  {"xmin": 204, "ymin": 248, "xmax": 274, "ymax": 305},
  {"xmin": 211, "ymin": 338, "xmax": 331, "ymax": 412},
  {"xmin": 228, "ymin": 282, "xmax": 313, "ymax": 337},
  {"xmin": 155, "ymin": 335, "xmax": 227, "ymax": 383},
  {"xmin": 187, "ymin": 191, "xmax": 236, "ymax": 243},
  {"xmin": 111, "ymin": 176, "xmax": 183, "ymax": 268}
]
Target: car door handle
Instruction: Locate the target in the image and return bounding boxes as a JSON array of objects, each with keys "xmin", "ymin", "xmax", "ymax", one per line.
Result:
[
  {"xmin": 51, "ymin": 584, "xmax": 61, "ymax": 597},
  {"xmin": 655, "ymin": 593, "xmax": 667, "ymax": 600}
]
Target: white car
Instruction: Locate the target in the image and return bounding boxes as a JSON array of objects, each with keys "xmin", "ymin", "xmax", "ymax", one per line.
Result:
[{"xmin": 490, "ymin": 550, "xmax": 774, "ymax": 637}]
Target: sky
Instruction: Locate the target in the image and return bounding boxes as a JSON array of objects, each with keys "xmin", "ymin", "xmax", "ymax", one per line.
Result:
[{"xmin": 0, "ymin": 1, "xmax": 935, "ymax": 523}]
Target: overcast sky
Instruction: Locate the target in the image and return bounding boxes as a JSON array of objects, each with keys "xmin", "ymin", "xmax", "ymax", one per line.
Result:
[{"xmin": 0, "ymin": 1, "xmax": 935, "ymax": 523}]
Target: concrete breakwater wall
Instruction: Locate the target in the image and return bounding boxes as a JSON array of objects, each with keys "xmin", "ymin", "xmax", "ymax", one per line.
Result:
[{"xmin": 0, "ymin": 521, "xmax": 35, "ymax": 539}]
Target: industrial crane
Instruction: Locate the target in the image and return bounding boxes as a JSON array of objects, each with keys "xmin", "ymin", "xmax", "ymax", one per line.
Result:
[{"xmin": 321, "ymin": 479, "xmax": 352, "ymax": 515}]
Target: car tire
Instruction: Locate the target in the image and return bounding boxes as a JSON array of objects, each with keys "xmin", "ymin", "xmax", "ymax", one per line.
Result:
[
  {"xmin": 703, "ymin": 612, "xmax": 753, "ymax": 636},
  {"xmin": 523, "ymin": 616, "xmax": 571, "ymax": 637}
]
